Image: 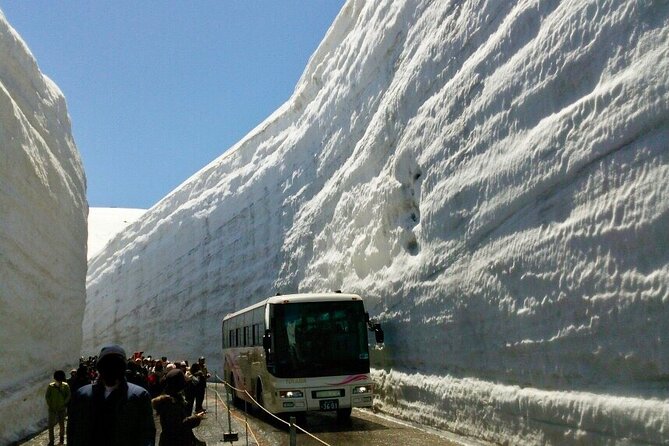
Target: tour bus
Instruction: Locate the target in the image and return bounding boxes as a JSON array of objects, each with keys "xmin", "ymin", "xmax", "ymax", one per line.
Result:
[{"xmin": 222, "ymin": 292, "xmax": 384, "ymax": 420}]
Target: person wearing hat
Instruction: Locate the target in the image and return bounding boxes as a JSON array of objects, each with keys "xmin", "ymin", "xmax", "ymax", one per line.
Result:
[
  {"xmin": 69, "ymin": 345, "xmax": 156, "ymax": 446},
  {"xmin": 152, "ymin": 369, "xmax": 206, "ymax": 446}
]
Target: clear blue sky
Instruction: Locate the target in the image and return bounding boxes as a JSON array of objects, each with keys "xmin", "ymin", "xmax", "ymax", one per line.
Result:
[{"xmin": 1, "ymin": 1, "xmax": 345, "ymax": 209}]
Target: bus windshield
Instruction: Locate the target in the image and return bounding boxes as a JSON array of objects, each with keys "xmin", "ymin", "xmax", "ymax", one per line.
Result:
[{"xmin": 270, "ymin": 300, "xmax": 370, "ymax": 378}]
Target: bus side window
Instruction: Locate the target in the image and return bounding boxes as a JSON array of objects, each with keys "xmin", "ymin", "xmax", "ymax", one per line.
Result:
[{"xmin": 235, "ymin": 328, "xmax": 241, "ymax": 347}]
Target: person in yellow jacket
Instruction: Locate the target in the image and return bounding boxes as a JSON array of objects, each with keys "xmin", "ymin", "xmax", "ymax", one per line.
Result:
[{"xmin": 45, "ymin": 370, "xmax": 71, "ymax": 445}]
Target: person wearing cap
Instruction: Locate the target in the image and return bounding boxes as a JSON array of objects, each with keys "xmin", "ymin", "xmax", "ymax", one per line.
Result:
[
  {"xmin": 152, "ymin": 369, "xmax": 206, "ymax": 446},
  {"xmin": 45, "ymin": 370, "xmax": 70, "ymax": 445},
  {"xmin": 69, "ymin": 345, "xmax": 156, "ymax": 446}
]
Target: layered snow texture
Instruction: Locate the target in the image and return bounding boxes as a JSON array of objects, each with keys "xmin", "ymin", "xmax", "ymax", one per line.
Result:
[
  {"xmin": 0, "ymin": 12, "xmax": 87, "ymax": 444},
  {"xmin": 85, "ymin": 1, "xmax": 668, "ymax": 444}
]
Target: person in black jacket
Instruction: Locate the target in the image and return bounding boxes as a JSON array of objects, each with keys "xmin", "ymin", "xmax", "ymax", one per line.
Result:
[
  {"xmin": 193, "ymin": 357, "xmax": 209, "ymax": 413},
  {"xmin": 69, "ymin": 345, "xmax": 156, "ymax": 446},
  {"xmin": 152, "ymin": 369, "xmax": 205, "ymax": 446},
  {"xmin": 66, "ymin": 365, "xmax": 90, "ymax": 444}
]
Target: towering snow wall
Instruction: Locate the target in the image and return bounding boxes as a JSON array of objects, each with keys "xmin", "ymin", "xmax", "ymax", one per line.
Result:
[
  {"xmin": 85, "ymin": 1, "xmax": 668, "ymax": 444},
  {"xmin": 0, "ymin": 11, "xmax": 87, "ymax": 444}
]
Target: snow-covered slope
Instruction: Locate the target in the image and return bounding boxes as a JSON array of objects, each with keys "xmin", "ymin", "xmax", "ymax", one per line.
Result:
[
  {"xmin": 88, "ymin": 207, "xmax": 146, "ymax": 259},
  {"xmin": 0, "ymin": 11, "xmax": 87, "ymax": 444},
  {"xmin": 85, "ymin": 1, "xmax": 668, "ymax": 444}
]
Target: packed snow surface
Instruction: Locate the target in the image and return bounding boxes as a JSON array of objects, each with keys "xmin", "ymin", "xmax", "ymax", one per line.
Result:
[
  {"xmin": 0, "ymin": 11, "xmax": 87, "ymax": 444},
  {"xmin": 85, "ymin": 1, "xmax": 668, "ymax": 444},
  {"xmin": 88, "ymin": 207, "xmax": 146, "ymax": 259}
]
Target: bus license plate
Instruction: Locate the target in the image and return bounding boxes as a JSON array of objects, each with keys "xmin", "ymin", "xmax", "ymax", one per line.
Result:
[{"xmin": 319, "ymin": 399, "xmax": 339, "ymax": 411}]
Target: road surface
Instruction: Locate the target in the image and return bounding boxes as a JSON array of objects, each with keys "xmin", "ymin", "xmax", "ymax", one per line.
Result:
[
  {"xmin": 198, "ymin": 383, "xmax": 483, "ymax": 446},
  {"xmin": 18, "ymin": 382, "xmax": 485, "ymax": 446}
]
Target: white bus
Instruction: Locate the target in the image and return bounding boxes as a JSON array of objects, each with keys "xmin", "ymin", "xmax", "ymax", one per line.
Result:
[{"xmin": 222, "ymin": 292, "xmax": 384, "ymax": 420}]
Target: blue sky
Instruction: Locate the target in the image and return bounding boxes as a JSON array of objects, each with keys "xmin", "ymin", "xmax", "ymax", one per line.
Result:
[{"xmin": 1, "ymin": 1, "xmax": 345, "ymax": 209}]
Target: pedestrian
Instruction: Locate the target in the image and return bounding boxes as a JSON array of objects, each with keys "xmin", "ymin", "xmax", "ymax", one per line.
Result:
[
  {"xmin": 69, "ymin": 344, "xmax": 156, "ymax": 446},
  {"xmin": 45, "ymin": 370, "xmax": 70, "ymax": 445},
  {"xmin": 67, "ymin": 365, "xmax": 91, "ymax": 396},
  {"xmin": 194, "ymin": 357, "xmax": 210, "ymax": 413},
  {"xmin": 127, "ymin": 356, "xmax": 149, "ymax": 389},
  {"xmin": 152, "ymin": 369, "xmax": 206, "ymax": 446},
  {"xmin": 66, "ymin": 365, "xmax": 90, "ymax": 443},
  {"xmin": 148, "ymin": 362, "xmax": 164, "ymax": 398},
  {"xmin": 184, "ymin": 363, "xmax": 200, "ymax": 415},
  {"xmin": 197, "ymin": 357, "xmax": 210, "ymax": 379}
]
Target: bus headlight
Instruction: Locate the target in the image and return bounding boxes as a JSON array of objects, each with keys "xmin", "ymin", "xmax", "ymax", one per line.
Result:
[
  {"xmin": 352, "ymin": 385, "xmax": 372, "ymax": 394},
  {"xmin": 279, "ymin": 390, "xmax": 304, "ymax": 398}
]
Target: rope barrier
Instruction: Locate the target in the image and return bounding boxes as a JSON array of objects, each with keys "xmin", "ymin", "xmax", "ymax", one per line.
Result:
[
  {"xmin": 215, "ymin": 373, "xmax": 333, "ymax": 446},
  {"xmin": 210, "ymin": 383, "xmax": 261, "ymax": 446}
]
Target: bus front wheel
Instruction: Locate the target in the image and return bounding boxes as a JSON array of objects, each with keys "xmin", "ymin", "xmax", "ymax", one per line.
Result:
[
  {"xmin": 229, "ymin": 373, "xmax": 242, "ymax": 408},
  {"xmin": 255, "ymin": 379, "xmax": 265, "ymax": 417}
]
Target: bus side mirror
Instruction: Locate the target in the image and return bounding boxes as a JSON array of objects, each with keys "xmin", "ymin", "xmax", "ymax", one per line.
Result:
[
  {"xmin": 368, "ymin": 318, "xmax": 384, "ymax": 344},
  {"xmin": 373, "ymin": 323, "xmax": 384, "ymax": 344},
  {"xmin": 263, "ymin": 330, "xmax": 272, "ymax": 351}
]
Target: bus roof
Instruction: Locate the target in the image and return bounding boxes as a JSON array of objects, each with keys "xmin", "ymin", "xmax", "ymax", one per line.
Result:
[{"xmin": 222, "ymin": 292, "xmax": 363, "ymax": 321}]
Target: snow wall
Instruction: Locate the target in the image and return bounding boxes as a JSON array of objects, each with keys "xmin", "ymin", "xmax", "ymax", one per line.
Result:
[
  {"xmin": 88, "ymin": 207, "xmax": 146, "ymax": 260},
  {"xmin": 0, "ymin": 11, "xmax": 87, "ymax": 445},
  {"xmin": 85, "ymin": 1, "xmax": 668, "ymax": 444}
]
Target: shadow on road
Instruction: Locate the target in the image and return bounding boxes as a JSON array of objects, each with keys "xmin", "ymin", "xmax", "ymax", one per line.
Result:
[
  {"xmin": 294, "ymin": 411, "xmax": 389, "ymax": 434},
  {"xmin": 258, "ymin": 409, "xmax": 389, "ymax": 432}
]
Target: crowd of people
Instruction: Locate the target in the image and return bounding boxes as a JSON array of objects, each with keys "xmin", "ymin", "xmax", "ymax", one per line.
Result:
[
  {"xmin": 73, "ymin": 351, "xmax": 211, "ymax": 411},
  {"xmin": 45, "ymin": 345, "xmax": 211, "ymax": 446}
]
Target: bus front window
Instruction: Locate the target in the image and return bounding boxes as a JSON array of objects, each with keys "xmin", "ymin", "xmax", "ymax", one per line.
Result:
[{"xmin": 271, "ymin": 301, "xmax": 370, "ymax": 378}]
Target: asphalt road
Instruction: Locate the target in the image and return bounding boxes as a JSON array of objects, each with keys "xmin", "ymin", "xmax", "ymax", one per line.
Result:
[
  {"xmin": 18, "ymin": 382, "xmax": 480, "ymax": 446},
  {"xmin": 198, "ymin": 383, "xmax": 477, "ymax": 446}
]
